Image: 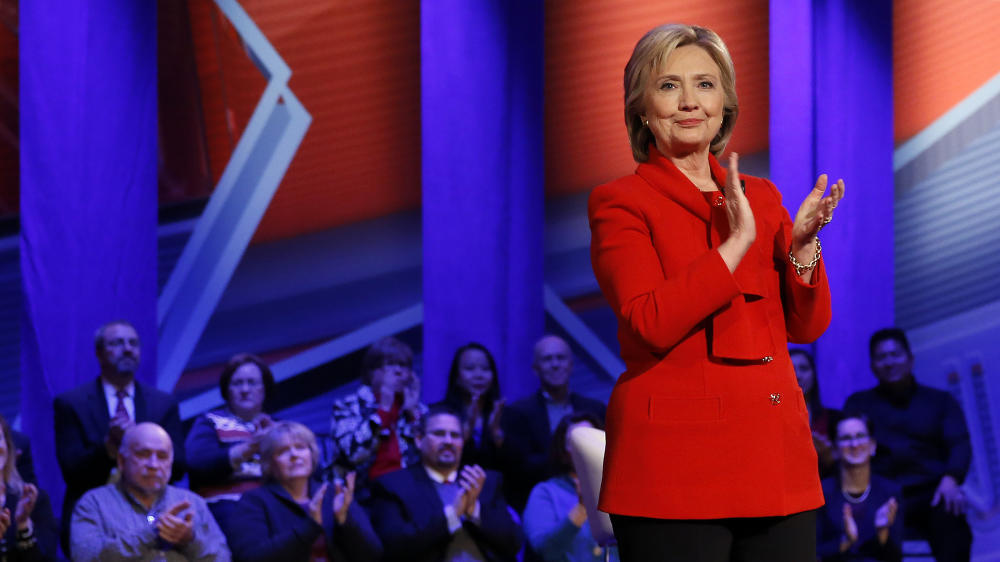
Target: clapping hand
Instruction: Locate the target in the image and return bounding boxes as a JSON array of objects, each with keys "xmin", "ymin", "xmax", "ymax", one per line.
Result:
[
  {"xmin": 790, "ymin": 174, "xmax": 845, "ymax": 253},
  {"xmin": 157, "ymin": 500, "xmax": 195, "ymax": 546},
  {"xmin": 718, "ymin": 153, "xmax": 757, "ymax": 273},
  {"xmin": 14, "ymin": 483, "xmax": 38, "ymax": 530},
  {"xmin": 568, "ymin": 474, "xmax": 587, "ymax": 527},
  {"xmin": 874, "ymin": 497, "xmax": 899, "ymax": 545},
  {"xmin": 841, "ymin": 503, "xmax": 858, "ymax": 552},
  {"xmin": 452, "ymin": 465, "xmax": 487, "ymax": 518},
  {"xmin": 488, "ymin": 399, "xmax": 505, "ymax": 447},
  {"xmin": 105, "ymin": 411, "xmax": 135, "ymax": 459},
  {"xmin": 333, "ymin": 472, "xmax": 356, "ymax": 525},
  {"xmin": 308, "ymin": 482, "xmax": 330, "ymax": 527}
]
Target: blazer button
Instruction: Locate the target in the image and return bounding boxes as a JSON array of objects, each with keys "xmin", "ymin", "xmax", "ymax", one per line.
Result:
[
  {"xmin": 761, "ymin": 356, "xmax": 773, "ymax": 363},
  {"xmin": 770, "ymin": 393, "xmax": 781, "ymax": 405},
  {"xmin": 714, "ymin": 195, "xmax": 725, "ymax": 207}
]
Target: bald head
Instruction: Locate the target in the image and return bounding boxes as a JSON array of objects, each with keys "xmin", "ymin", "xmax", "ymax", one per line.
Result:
[
  {"xmin": 533, "ymin": 335, "xmax": 573, "ymax": 395},
  {"xmin": 118, "ymin": 423, "xmax": 173, "ymax": 502}
]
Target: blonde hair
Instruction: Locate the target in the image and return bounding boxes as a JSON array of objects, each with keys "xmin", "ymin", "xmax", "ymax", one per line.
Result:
[
  {"xmin": 0, "ymin": 414, "xmax": 24, "ymax": 495},
  {"xmin": 259, "ymin": 421, "xmax": 320, "ymax": 479},
  {"xmin": 624, "ymin": 23, "xmax": 739, "ymax": 162}
]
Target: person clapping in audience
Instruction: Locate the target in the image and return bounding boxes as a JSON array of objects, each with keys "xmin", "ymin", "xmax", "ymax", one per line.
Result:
[
  {"xmin": 816, "ymin": 414, "xmax": 901, "ymax": 561},
  {"xmin": 369, "ymin": 403, "xmax": 522, "ymax": 562},
  {"xmin": 226, "ymin": 421, "xmax": 381, "ymax": 562},
  {"xmin": 70, "ymin": 423, "xmax": 229, "ymax": 561},
  {"xmin": 790, "ymin": 348, "xmax": 840, "ymax": 478},
  {"xmin": 523, "ymin": 412, "xmax": 617, "ymax": 562},
  {"xmin": 0, "ymin": 414, "xmax": 57, "ymax": 560},
  {"xmin": 185, "ymin": 353, "xmax": 275, "ymax": 529},
  {"xmin": 330, "ymin": 337, "xmax": 427, "ymax": 494},
  {"xmin": 444, "ymin": 343, "xmax": 505, "ymax": 469}
]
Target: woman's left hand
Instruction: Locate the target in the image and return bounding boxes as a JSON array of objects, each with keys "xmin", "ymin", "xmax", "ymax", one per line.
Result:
[
  {"xmin": 791, "ymin": 174, "xmax": 845, "ymax": 254},
  {"xmin": 488, "ymin": 399, "xmax": 505, "ymax": 447},
  {"xmin": 14, "ymin": 483, "xmax": 37, "ymax": 530},
  {"xmin": 333, "ymin": 472, "xmax": 356, "ymax": 525}
]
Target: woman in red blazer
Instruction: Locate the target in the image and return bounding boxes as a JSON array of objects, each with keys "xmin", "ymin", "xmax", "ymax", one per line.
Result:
[{"xmin": 589, "ymin": 24, "xmax": 845, "ymax": 561}]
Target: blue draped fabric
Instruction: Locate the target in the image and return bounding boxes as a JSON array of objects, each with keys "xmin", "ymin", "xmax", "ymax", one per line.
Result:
[
  {"xmin": 770, "ymin": 0, "xmax": 895, "ymax": 406},
  {"xmin": 19, "ymin": 0, "xmax": 158, "ymax": 521},
  {"xmin": 421, "ymin": 1, "xmax": 545, "ymax": 401}
]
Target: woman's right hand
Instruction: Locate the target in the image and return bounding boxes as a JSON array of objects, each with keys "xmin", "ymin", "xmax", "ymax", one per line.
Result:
[
  {"xmin": 15, "ymin": 483, "xmax": 38, "ymax": 530},
  {"xmin": 309, "ymin": 482, "xmax": 329, "ymax": 527},
  {"xmin": 718, "ymin": 152, "xmax": 756, "ymax": 273},
  {"xmin": 841, "ymin": 503, "xmax": 859, "ymax": 552}
]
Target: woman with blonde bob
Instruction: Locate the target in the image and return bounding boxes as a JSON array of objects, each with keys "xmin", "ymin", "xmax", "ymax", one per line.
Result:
[
  {"xmin": 226, "ymin": 421, "xmax": 382, "ymax": 561},
  {"xmin": 588, "ymin": 23, "xmax": 845, "ymax": 560}
]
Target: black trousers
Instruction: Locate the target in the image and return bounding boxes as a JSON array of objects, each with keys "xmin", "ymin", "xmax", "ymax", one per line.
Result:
[
  {"xmin": 905, "ymin": 490, "xmax": 972, "ymax": 562},
  {"xmin": 610, "ymin": 510, "xmax": 816, "ymax": 562}
]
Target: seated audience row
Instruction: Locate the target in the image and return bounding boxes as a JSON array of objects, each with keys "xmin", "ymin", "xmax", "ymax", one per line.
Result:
[
  {"xmin": 21, "ymin": 318, "xmax": 967, "ymax": 561},
  {"xmin": 795, "ymin": 327, "xmax": 973, "ymax": 562}
]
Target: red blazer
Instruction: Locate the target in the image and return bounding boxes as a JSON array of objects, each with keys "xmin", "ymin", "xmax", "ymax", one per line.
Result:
[{"xmin": 589, "ymin": 148, "xmax": 831, "ymax": 519}]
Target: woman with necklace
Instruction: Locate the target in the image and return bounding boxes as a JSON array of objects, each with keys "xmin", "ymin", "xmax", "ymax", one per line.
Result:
[{"xmin": 817, "ymin": 414, "xmax": 902, "ymax": 561}]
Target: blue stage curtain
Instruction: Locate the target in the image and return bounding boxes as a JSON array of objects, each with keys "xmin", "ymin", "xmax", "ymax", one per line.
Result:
[
  {"xmin": 770, "ymin": 0, "xmax": 894, "ymax": 406},
  {"xmin": 19, "ymin": 0, "xmax": 158, "ymax": 518},
  {"xmin": 421, "ymin": 1, "xmax": 545, "ymax": 401}
]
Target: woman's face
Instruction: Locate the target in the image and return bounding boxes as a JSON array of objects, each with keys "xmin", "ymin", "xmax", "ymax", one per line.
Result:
[
  {"xmin": 791, "ymin": 353, "xmax": 815, "ymax": 395},
  {"xmin": 458, "ymin": 349, "xmax": 494, "ymax": 399},
  {"xmin": 227, "ymin": 363, "xmax": 266, "ymax": 420},
  {"xmin": 836, "ymin": 418, "xmax": 875, "ymax": 467},
  {"xmin": 272, "ymin": 437, "xmax": 313, "ymax": 483},
  {"xmin": 642, "ymin": 44, "xmax": 725, "ymax": 157}
]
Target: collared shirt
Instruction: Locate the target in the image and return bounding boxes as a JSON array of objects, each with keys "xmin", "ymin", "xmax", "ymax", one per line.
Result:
[
  {"xmin": 541, "ymin": 390, "xmax": 573, "ymax": 433},
  {"xmin": 70, "ymin": 481, "xmax": 231, "ymax": 561},
  {"xmin": 101, "ymin": 378, "xmax": 136, "ymax": 420}
]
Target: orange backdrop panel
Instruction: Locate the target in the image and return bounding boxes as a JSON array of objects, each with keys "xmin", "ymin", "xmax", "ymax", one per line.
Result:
[
  {"xmin": 893, "ymin": 0, "xmax": 1000, "ymax": 143},
  {"xmin": 545, "ymin": 0, "xmax": 770, "ymax": 196},
  {"xmin": 189, "ymin": 1, "xmax": 421, "ymax": 243}
]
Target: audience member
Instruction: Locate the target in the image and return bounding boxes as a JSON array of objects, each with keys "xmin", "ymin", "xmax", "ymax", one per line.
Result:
[
  {"xmin": 70, "ymin": 422, "xmax": 229, "ymax": 561},
  {"xmin": 816, "ymin": 414, "xmax": 902, "ymax": 561},
  {"xmin": 9, "ymin": 429, "xmax": 35, "ymax": 485},
  {"xmin": 0, "ymin": 414, "xmax": 57, "ymax": 560},
  {"xmin": 502, "ymin": 335, "xmax": 606, "ymax": 511},
  {"xmin": 522, "ymin": 412, "xmax": 617, "ymax": 562},
  {"xmin": 330, "ymin": 337, "xmax": 427, "ymax": 491},
  {"xmin": 444, "ymin": 343, "xmax": 505, "ymax": 469},
  {"xmin": 54, "ymin": 320, "xmax": 185, "ymax": 550},
  {"xmin": 226, "ymin": 421, "xmax": 382, "ymax": 561},
  {"xmin": 843, "ymin": 328, "xmax": 972, "ymax": 562},
  {"xmin": 790, "ymin": 348, "xmax": 839, "ymax": 478},
  {"xmin": 369, "ymin": 403, "xmax": 522, "ymax": 562},
  {"xmin": 185, "ymin": 353, "xmax": 275, "ymax": 529}
]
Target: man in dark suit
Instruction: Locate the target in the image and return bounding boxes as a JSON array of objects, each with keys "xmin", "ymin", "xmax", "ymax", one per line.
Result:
[
  {"xmin": 53, "ymin": 320, "xmax": 185, "ymax": 550},
  {"xmin": 501, "ymin": 334, "xmax": 607, "ymax": 511},
  {"xmin": 369, "ymin": 403, "xmax": 522, "ymax": 562}
]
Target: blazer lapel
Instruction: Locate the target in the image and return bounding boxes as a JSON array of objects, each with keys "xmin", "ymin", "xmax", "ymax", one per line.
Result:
[
  {"xmin": 89, "ymin": 378, "xmax": 111, "ymax": 431},
  {"xmin": 133, "ymin": 381, "xmax": 147, "ymax": 422}
]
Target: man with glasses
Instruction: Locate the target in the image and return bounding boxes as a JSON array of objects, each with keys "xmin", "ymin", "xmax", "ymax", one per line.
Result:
[
  {"xmin": 54, "ymin": 320, "xmax": 185, "ymax": 554},
  {"xmin": 843, "ymin": 327, "xmax": 972, "ymax": 562}
]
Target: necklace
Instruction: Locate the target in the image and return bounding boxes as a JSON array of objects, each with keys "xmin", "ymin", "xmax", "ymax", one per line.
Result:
[{"xmin": 842, "ymin": 484, "xmax": 871, "ymax": 504}]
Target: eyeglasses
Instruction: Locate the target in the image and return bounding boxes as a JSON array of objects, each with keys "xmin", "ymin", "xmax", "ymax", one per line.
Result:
[
  {"xmin": 836, "ymin": 433, "xmax": 871, "ymax": 446},
  {"xmin": 230, "ymin": 379, "xmax": 264, "ymax": 389}
]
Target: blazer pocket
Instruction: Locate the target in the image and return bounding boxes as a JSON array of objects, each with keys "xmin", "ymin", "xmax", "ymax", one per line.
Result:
[{"xmin": 648, "ymin": 395, "xmax": 723, "ymax": 423}]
